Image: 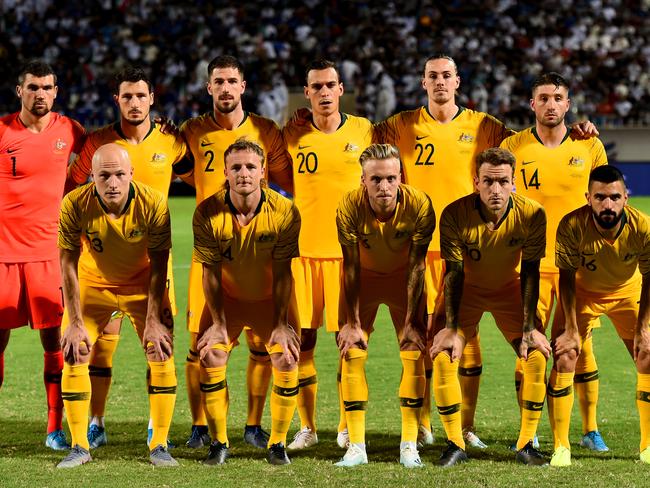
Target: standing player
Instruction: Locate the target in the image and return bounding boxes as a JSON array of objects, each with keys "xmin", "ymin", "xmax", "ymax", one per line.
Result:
[
  {"xmin": 501, "ymin": 72, "xmax": 608, "ymax": 451},
  {"xmin": 0, "ymin": 60, "xmax": 85, "ymax": 450},
  {"xmin": 282, "ymin": 59, "xmax": 373, "ymax": 449},
  {"xmin": 373, "ymin": 54, "xmax": 513, "ymax": 448},
  {"xmin": 430, "ymin": 148, "xmax": 550, "ymax": 466},
  {"xmin": 57, "ymin": 144, "xmax": 177, "ymax": 468},
  {"xmin": 335, "ymin": 144, "xmax": 434, "ymax": 467},
  {"xmin": 549, "ymin": 166, "xmax": 650, "ymax": 466},
  {"xmin": 66, "ymin": 66, "xmax": 191, "ymax": 448},
  {"xmin": 181, "ymin": 55, "xmax": 293, "ymax": 449},
  {"xmin": 193, "ymin": 139, "xmax": 301, "ymax": 465}
]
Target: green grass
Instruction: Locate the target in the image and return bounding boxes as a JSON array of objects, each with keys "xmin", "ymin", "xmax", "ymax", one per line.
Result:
[{"xmin": 1, "ymin": 196, "xmax": 649, "ymax": 487}]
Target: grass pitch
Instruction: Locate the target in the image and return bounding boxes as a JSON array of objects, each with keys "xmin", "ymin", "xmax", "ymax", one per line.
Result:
[{"xmin": 0, "ymin": 196, "xmax": 649, "ymax": 487}]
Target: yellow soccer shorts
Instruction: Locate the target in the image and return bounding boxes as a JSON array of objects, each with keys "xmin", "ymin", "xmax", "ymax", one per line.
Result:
[
  {"xmin": 456, "ymin": 281, "xmax": 543, "ymax": 346},
  {"xmin": 196, "ymin": 294, "xmax": 300, "ymax": 355},
  {"xmin": 551, "ymin": 290, "xmax": 642, "ymax": 342},
  {"xmin": 62, "ymin": 283, "xmax": 173, "ymax": 345},
  {"xmin": 424, "ymin": 251, "xmax": 445, "ymax": 316},
  {"xmin": 291, "ymin": 256, "xmax": 342, "ymax": 332},
  {"xmin": 350, "ymin": 269, "xmax": 427, "ymax": 342}
]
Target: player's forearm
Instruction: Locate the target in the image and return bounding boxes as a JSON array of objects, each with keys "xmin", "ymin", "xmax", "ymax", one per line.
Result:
[
  {"xmin": 271, "ymin": 259, "xmax": 293, "ymax": 329},
  {"xmin": 201, "ymin": 262, "xmax": 227, "ymax": 328},
  {"xmin": 637, "ymin": 275, "xmax": 650, "ymax": 335},
  {"xmin": 342, "ymin": 245, "xmax": 362, "ymax": 328},
  {"xmin": 443, "ymin": 261, "xmax": 464, "ymax": 330},
  {"xmin": 59, "ymin": 248, "xmax": 83, "ymax": 325},
  {"xmin": 520, "ymin": 259, "xmax": 541, "ymax": 333},
  {"xmin": 404, "ymin": 244, "xmax": 427, "ymax": 327},
  {"xmin": 145, "ymin": 249, "xmax": 169, "ymax": 323},
  {"xmin": 559, "ymin": 267, "xmax": 579, "ymax": 334}
]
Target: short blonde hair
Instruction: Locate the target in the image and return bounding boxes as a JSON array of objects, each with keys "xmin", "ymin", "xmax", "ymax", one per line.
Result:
[{"xmin": 359, "ymin": 143, "xmax": 401, "ymax": 168}]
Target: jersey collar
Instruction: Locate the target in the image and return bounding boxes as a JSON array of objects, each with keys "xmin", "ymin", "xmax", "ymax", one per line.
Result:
[
  {"xmin": 225, "ymin": 188, "xmax": 266, "ymax": 216},
  {"xmin": 113, "ymin": 119, "xmax": 156, "ymax": 141},
  {"xmin": 424, "ymin": 105, "xmax": 464, "ymax": 121},
  {"xmin": 475, "ymin": 194, "xmax": 513, "ymax": 226},
  {"xmin": 209, "ymin": 111, "xmax": 249, "ymax": 129},
  {"xmin": 310, "ymin": 112, "xmax": 347, "ymax": 131},
  {"xmin": 531, "ymin": 126, "xmax": 571, "ymax": 146},
  {"xmin": 94, "ymin": 182, "xmax": 136, "ymax": 215}
]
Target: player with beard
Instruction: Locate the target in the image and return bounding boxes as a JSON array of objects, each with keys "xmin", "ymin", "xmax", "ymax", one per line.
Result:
[
  {"xmin": 181, "ymin": 55, "xmax": 293, "ymax": 450},
  {"xmin": 550, "ymin": 165, "xmax": 650, "ymax": 466},
  {"xmin": 66, "ymin": 66, "xmax": 191, "ymax": 449},
  {"xmin": 501, "ymin": 73, "xmax": 608, "ymax": 452},
  {"xmin": 0, "ymin": 60, "xmax": 85, "ymax": 450}
]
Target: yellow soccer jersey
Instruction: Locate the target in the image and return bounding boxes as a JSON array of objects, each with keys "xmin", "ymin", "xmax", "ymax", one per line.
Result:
[
  {"xmin": 336, "ymin": 184, "xmax": 435, "ymax": 275},
  {"xmin": 556, "ymin": 204, "xmax": 650, "ymax": 298},
  {"xmin": 283, "ymin": 113, "xmax": 373, "ymax": 258},
  {"xmin": 58, "ymin": 180, "xmax": 171, "ymax": 287},
  {"xmin": 68, "ymin": 122, "xmax": 189, "ymax": 196},
  {"xmin": 500, "ymin": 127, "xmax": 607, "ymax": 273},
  {"xmin": 374, "ymin": 106, "xmax": 513, "ymax": 252},
  {"xmin": 440, "ymin": 192, "xmax": 546, "ymax": 291},
  {"xmin": 193, "ymin": 188, "xmax": 301, "ymax": 301},
  {"xmin": 181, "ymin": 112, "xmax": 292, "ymax": 204}
]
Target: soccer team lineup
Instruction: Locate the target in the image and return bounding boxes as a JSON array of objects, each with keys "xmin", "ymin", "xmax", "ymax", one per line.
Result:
[{"xmin": 2, "ymin": 52, "xmax": 650, "ymax": 474}]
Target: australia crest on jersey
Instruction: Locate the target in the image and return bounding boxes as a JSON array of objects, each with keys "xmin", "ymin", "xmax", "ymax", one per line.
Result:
[
  {"xmin": 568, "ymin": 156, "xmax": 585, "ymax": 169},
  {"xmin": 53, "ymin": 138, "xmax": 68, "ymax": 154},
  {"xmin": 457, "ymin": 132, "xmax": 475, "ymax": 143},
  {"xmin": 151, "ymin": 153, "xmax": 167, "ymax": 164}
]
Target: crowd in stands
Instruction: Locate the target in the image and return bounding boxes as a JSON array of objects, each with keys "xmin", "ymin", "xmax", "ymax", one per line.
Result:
[{"xmin": 1, "ymin": 0, "xmax": 648, "ymax": 128}]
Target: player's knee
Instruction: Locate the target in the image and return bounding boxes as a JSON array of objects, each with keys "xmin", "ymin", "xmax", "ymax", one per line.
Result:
[
  {"xmin": 64, "ymin": 342, "xmax": 91, "ymax": 366},
  {"xmin": 200, "ymin": 347, "xmax": 228, "ymax": 368},
  {"xmin": 554, "ymin": 349, "xmax": 578, "ymax": 372},
  {"xmin": 270, "ymin": 352, "xmax": 298, "ymax": 372}
]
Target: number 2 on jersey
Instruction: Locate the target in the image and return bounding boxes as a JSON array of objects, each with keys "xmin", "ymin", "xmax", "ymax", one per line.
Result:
[
  {"xmin": 414, "ymin": 143, "xmax": 434, "ymax": 165},
  {"xmin": 520, "ymin": 167, "xmax": 540, "ymax": 189},
  {"xmin": 204, "ymin": 150, "xmax": 215, "ymax": 172}
]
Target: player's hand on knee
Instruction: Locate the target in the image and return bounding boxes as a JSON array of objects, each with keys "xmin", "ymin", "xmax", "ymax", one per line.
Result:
[
  {"xmin": 520, "ymin": 329, "xmax": 552, "ymax": 359},
  {"xmin": 197, "ymin": 324, "xmax": 230, "ymax": 364},
  {"xmin": 143, "ymin": 318, "xmax": 173, "ymax": 361},
  {"xmin": 429, "ymin": 327, "xmax": 462, "ymax": 361},
  {"xmin": 269, "ymin": 324, "xmax": 300, "ymax": 365},
  {"xmin": 634, "ymin": 327, "xmax": 650, "ymax": 363},
  {"xmin": 552, "ymin": 329, "xmax": 579, "ymax": 360},
  {"xmin": 337, "ymin": 323, "xmax": 367, "ymax": 358},
  {"xmin": 61, "ymin": 323, "xmax": 92, "ymax": 365},
  {"xmin": 399, "ymin": 321, "xmax": 426, "ymax": 352}
]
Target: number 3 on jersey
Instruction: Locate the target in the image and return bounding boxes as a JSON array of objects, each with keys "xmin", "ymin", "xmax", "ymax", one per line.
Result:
[
  {"xmin": 297, "ymin": 152, "xmax": 318, "ymax": 174},
  {"xmin": 520, "ymin": 167, "xmax": 540, "ymax": 190}
]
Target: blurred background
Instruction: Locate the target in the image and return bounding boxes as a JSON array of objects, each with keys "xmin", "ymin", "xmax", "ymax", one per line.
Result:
[{"xmin": 1, "ymin": 0, "xmax": 648, "ymax": 192}]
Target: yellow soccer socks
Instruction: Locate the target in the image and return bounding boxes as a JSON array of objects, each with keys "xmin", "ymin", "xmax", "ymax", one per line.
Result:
[
  {"xmin": 459, "ymin": 334, "xmax": 482, "ymax": 431},
  {"xmin": 399, "ymin": 350, "xmax": 425, "ymax": 443},
  {"xmin": 433, "ymin": 352, "xmax": 464, "ymax": 449},
  {"xmin": 88, "ymin": 333, "xmax": 119, "ymax": 419},
  {"xmin": 61, "ymin": 362, "xmax": 91, "ymax": 450},
  {"xmin": 517, "ymin": 350, "xmax": 546, "ymax": 450},
  {"xmin": 547, "ymin": 368, "xmax": 574, "ymax": 449},
  {"xmin": 148, "ymin": 358, "xmax": 177, "ymax": 449},
  {"xmin": 296, "ymin": 348, "xmax": 318, "ymax": 432},
  {"xmin": 201, "ymin": 365, "xmax": 229, "ymax": 445},
  {"xmin": 269, "ymin": 367, "xmax": 299, "ymax": 446},
  {"xmin": 341, "ymin": 348, "xmax": 369, "ymax": 445}
]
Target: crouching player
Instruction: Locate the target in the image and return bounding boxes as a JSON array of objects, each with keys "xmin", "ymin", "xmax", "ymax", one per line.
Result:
[
  {"xmin": 192, "ymin": 139, "xmax": 302, "ymax": 465},
  {"xmin": 335, "ymin": 143, "xmax": 435, "ymax": 467},
  {"xmin": 430, "ymin": 147, "xmax": 550, "ymax": 466},
  {"xmin": 57, "ymin": 143, "xmax": 177, "ymax": 468},
  {"xmin": 548, "ymin": 165, "xmax": 650, "ymax": 466}
]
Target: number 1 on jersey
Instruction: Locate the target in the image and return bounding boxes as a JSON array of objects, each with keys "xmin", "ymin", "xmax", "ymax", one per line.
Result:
[{"xmin": 520, "ymin": 167, "xmax": 540, "ymax": 189}]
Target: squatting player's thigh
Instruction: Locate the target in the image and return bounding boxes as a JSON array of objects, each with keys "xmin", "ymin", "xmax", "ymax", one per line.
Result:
[
  {"xmin": 62, "ymin": 284, "xmax": 119, "ymax": 345},
  {"xmin": 424, "ymin": 251, "xmax": 444, "ymax": 315},
  {"xmin": 121, "ymin": 286, "xmax": 174, "ymax": 342},
  {"xmin": 539, "ymin": 271, "xmax": 559, "ymax": 332},
  {"xmin": 186, "ymin": 260, "xmax": 205, "ymax": 334},
  {"xmin": 457, "ymin": 285, "xmax": 502, "ymax": 341},
  {"xmin": 22, "ymin": 260, "xmax": 64, "ymax": 329}
]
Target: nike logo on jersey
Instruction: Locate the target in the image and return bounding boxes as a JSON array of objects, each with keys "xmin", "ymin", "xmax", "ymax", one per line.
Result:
[
  {"xmin": 200, "ymin": 140, "xmax": 213, "ymax": 147},
  {"xmin": 415, "ymin": 135, "xmax": 427, "ymax": 141},
  {"xmin": 298, "ymin": 145, "xmax": 311, "ymax": 150},
  {"xmin": 521, "ymin": 160, "xmax": 535, "ymax": 165},
  {"xmin": 7, "ymin": 148, "xmax": 17, "ymax": 153}
]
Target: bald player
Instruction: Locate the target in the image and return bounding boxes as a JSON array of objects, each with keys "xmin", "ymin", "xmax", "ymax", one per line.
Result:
[
  {"xmin": 57, "ymin": 144, "xmax": 177, "ymax": 468},
  {"xmin": 67, "ymin": 66, "xmax": 190, "ymax": 448}
]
